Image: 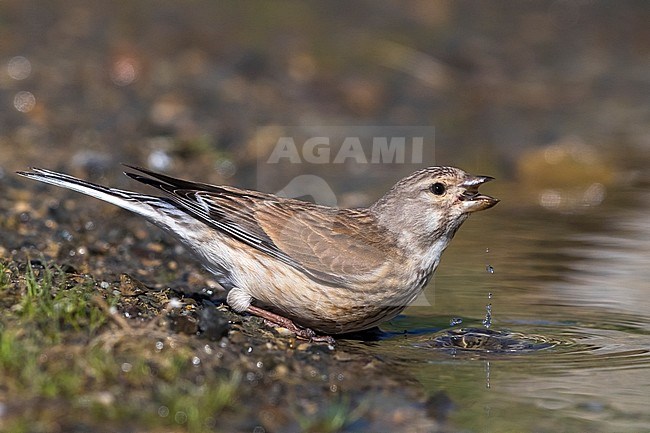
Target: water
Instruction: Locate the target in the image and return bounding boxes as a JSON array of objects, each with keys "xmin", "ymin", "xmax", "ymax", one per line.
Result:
[
  {"xmin": 482, "ymin": 294, "xmax": 492, "ymax": 329},
  {"xmin": 346, "ymin": 183, "xmax": 650, "ymax": 432}
]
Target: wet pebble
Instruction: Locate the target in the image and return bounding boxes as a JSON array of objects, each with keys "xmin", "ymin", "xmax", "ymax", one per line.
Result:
[
  {"xmin": 172, "ymin": 313, "xmax": 199, "ymax": 335},
  {"xmin": 198, "ymin": 307, "xmax": 230, "ymax": 341}
]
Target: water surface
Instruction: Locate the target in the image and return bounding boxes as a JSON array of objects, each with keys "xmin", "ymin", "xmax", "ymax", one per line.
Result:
[{"xmin": 347, "ymin": 183, "xmax": 650, "ymax": 432}]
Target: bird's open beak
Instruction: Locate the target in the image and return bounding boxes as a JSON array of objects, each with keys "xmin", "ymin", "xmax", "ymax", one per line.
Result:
[{"xmin": 459, "ymin": 175, "xmax": 499, "ymax": 212}]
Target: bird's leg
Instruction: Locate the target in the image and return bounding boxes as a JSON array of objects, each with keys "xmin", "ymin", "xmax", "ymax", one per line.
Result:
[{"xmin": 246, "ymin": 305, "xmax": 335, "ymax": 345}]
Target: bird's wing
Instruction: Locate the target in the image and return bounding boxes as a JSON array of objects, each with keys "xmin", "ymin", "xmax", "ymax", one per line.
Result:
[
  {"xmin": 253, "ymin": 203, "xmax": 395, "ymax": 286},
  {"xmin": 125, "ymin": 166, "xmax": 395, "ymax": 287}
]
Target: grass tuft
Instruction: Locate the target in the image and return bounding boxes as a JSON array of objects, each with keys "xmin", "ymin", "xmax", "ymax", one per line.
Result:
[
  {"xmin": 0, "ymin": 259, "xmax": 242, "ymax": 432},
  {"xmin": 17, "ymin": 260, "xmax": 114, "ymax": 342}
]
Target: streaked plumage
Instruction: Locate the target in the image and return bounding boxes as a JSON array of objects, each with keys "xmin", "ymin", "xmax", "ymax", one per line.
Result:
[{"xmin": 17, "ymin": 165, "xmax": 498, "ymax": 338}]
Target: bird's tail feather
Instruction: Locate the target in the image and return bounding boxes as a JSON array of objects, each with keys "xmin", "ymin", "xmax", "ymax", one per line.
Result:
[{"xmin": 16, "ymin": 168, "xmax": 166, "ymax": 221}]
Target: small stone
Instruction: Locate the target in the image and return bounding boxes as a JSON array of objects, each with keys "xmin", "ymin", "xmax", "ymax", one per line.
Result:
[
  {"xmin": 296, "ymin": 343, "xmax": 311, "ymax": 351},
  {"xmin": 273, "ymin": 326, "xmax": 294, "ymax": 337},
  {"xmin": 118, "ymin": 273, "xmax": 148, "ymax": 296},
  {"xmin": 172, "ymin": 314, "xmax": 199, "ymax": 335},
  {"xmin": 198, "ymin": 307, "xmax": 230, "ymax": 341}
]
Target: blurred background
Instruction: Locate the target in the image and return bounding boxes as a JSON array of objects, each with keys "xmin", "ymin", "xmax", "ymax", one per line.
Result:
[
  {"xmin": 2, "ymin": 2, "xmax": 650, "ymax": 432},
  {"xmin": 2, "ymin": 0, "xmax": 648, "ymax": 205}
]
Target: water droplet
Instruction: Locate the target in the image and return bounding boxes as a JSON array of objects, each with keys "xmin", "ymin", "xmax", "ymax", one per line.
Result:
[
  {"xmin": 486, "ymin": 265, "xmax": 494, "ymax": 274},
  {"xmin": 256, "ymin": 361, "xmax": 264, "ymax": 368},
  {"xmin": 121, "ymin": 362, "xmax": 132, "ymax": 372},
  {"xmin": 192, "ymin": 356, "xmax": 201, "ymax": 366},
  {"xmin": 449, "ymin": 317, "xmax": 463, "ymax": 326},
  {"xmin": 485, "ymin": 247, "xmax": 490, "ymax": 253},
  {"xmin": 246, "ymin": 346, "xmax": 253, "ymax": 354},
  {"xmin": 483, "ymin": 303, "xmax": 492, "ymax": 329},
  {"xmin": 155, "ymin": 341, "xmax": 164, "ymax": 351},
  {"xmin": 488, "ymin": 292, "xmax": 493, "ymax": 299}
]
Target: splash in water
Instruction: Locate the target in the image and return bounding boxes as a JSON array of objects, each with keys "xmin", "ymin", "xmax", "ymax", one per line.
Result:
[
  {"xmin": 483, "ymin": 293, "xmax": 493, "ymax": 328},
  {"xmin": 450, "ymin": 317, "xmax": 463, "ymax": 326},
  {"xmin": 483, "ymin": 251, "xmax": 494, "ymax": 328}
]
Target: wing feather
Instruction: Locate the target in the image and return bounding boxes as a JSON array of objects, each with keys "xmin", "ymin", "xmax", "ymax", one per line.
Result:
[{"xmin": 124, "ymin": 166, "xmax": 396, "ymax": 287}]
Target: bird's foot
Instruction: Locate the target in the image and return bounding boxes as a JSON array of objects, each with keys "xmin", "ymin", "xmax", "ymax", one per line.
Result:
[{"xmin": 246, "ymin": 305, "xmax": 335, "ymax": 345}]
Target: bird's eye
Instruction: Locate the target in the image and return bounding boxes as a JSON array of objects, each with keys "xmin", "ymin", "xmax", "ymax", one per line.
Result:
[{"xmin": 430, "ymin": 182, "xmax": 446, "ymax": 195}]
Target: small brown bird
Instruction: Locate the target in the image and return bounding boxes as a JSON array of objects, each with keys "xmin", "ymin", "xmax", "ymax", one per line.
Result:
[{"xmin": 18, "ymin": 166, "xmax": 498, "ymax": 340}]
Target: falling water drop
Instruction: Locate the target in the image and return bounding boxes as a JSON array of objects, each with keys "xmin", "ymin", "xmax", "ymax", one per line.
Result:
[
  {"xmin": 450, "ymin": 317, "xmax": 463, "ymax": 326},
  {"xmin": 483, "ymin": 291, "xmax": 493, "ymax": 329},
  {"xmin": 486, "ymin": 265, "xmax": 494, "ymax": 274},
  {"xmin": 483, "ymin": 304, "xmax": 492, "ymax": 328}
]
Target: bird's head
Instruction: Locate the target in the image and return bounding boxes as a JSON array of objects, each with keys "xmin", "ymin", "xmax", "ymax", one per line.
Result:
[{"xmin": 371, "ymin": 166, "xmax": 499, "ymax": 249}]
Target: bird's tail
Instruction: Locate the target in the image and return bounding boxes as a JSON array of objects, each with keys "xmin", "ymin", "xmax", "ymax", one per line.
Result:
[{"xmin": 16, "ymin": 167, "xmax": 169, "ymax": 222}]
